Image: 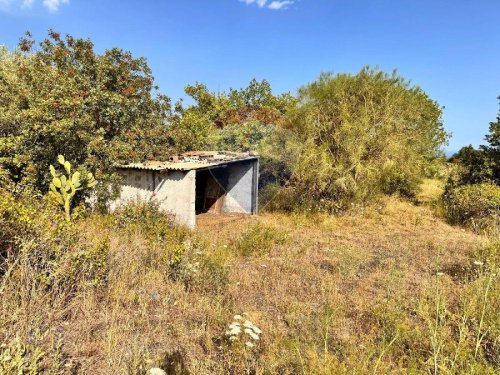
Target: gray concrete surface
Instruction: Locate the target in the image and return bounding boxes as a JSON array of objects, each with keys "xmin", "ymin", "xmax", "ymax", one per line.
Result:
[
  {"xmin": 112, "ymin": 159, "xmax": 258, "ymax": 228},
  {"xmin": 110, "ymin": 169, "xmax": 196, "ymax": 228}
]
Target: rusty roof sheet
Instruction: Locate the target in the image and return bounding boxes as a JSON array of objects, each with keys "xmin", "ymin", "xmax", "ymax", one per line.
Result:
[{"xmin": 117, "ymin": 151, "xmax": 258, "ymax": 171}]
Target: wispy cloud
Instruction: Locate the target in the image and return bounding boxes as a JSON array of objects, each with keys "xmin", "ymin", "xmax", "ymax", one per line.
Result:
[
  {"xmin": 240, "ymin": 0, "xmax": 267, "ymax": 7},
  {"xmin": 42, "ymin": 0, "xmax": 68, "ymax": 12},
  {"xmin": 239, "ymin": 0, "xmax": 294, "ymax": 10},
  {"xmin": 268, "ymin": 1, "xmax": 293, "ymax": 10},
  {"xmin": 22, "ymin": 0, "xmax": 34, "ymax": 8},
  {"xmin": 0, "ymin": 0, "xmax": 69, "ymax": 12}
]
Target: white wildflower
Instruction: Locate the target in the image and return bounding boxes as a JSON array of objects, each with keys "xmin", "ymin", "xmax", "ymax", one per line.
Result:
[
  {"xmin": 228, "ymin": 326, "xmax": 241, "ymax": 336},
  {"xmin": 473, "ymin": 260, "xmax": 484, "ymax": 266},
  {"xmin": 245, "ymin": 341, "xmax": 255, "ymax": 348},
  {"xmin": 243, "ymin": 319, "xmax": 262, "ymax": 334},
  {"xmin": 233, "ymin": 315, "xmax": 243, "ymax": 321},
  {"xmin": 150, "ymin": 368, "xmax": 166, "ymax": 375},
  {"xmin": 245, "ymin": 329, "xmax": 260, "ymax": 341},
  {"xmin": 436, "ymin": 272, "xmax": 444, "ymax": 276},
  {"xmin": 251, "ymin": 326, "xmax": 262, "ymax": 334}
]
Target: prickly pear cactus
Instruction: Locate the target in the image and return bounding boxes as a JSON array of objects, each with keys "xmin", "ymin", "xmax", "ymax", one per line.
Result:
[{"xmin": 48, "ymin": 155, "xmax": 97, "ymax": 220}]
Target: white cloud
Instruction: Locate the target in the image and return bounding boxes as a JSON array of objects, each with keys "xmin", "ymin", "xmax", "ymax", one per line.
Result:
[
  {"xmin": 42, "ymin": 0, "xmax": 68, "ymax": 12},
  {"xmin": 0, "ymin": 0, "xmax": 69, "ymax": 12},
  {"xmin": 239, "ymin": 0, "xmax": 294, "ymax": 11},
  {"xmin": 239, "ymin": 0, "xmax": 267, "ymax": 8},
  {"xmin": 268, "ymin": 1, "xmax": 293, "ymax": 10}
]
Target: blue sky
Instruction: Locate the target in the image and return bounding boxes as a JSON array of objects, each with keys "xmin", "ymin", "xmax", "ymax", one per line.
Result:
[{"xmin": 1, "ymin": 0, "xmax": 499, "ymax": 152}]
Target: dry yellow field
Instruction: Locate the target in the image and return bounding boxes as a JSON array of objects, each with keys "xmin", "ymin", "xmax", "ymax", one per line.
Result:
[{"xmin": 1, "ymin": 181, "xmax": 498, "ymax": 374}]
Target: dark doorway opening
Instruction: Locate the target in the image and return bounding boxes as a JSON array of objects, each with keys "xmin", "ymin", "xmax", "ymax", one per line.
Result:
[{"xmin": 195, "ymin": 169, "xmax": 228, "ymax": 214}]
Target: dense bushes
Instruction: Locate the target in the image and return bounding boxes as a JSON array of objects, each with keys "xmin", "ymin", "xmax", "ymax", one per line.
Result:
[
  {"xmin": 449, "ymin": 145, "xmax": 495, "ymax": 185},
  {"xmin": 443, "ymin": 184, "xmax": 500, "ymax": 230},
  {"xmin": 265, "ymin": 68, "xmax": 448, "ymax": 211},
  {"xmin": 442, "ymin": 97, "xmax": 500, "ymax": 230},
  {"xmin": 1, "ymin": 32, "xmax": 451, "ymax": 214}
]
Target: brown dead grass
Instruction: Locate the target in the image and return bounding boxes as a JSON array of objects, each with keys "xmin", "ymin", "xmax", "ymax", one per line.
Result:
[{"xmin": 2, "ymin": 184, "xmax": 498, "ymax": 374}]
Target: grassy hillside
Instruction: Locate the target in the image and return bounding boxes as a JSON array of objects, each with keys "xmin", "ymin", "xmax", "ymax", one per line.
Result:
[{"xmin": 1, "ymin": 180, "xmax": 498, "ymax": 374}]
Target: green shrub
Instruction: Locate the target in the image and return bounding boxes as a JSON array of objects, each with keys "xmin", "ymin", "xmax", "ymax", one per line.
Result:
[
  {"xmin": 0, "ymin": 335, "xmax": 45, "ymax": 374},
  {"xmin": 381, "ymin": 170, "xmax": 420, "ymax": 199},
  {"xmin": 232, "ymin": 223, "xmax": 288, "ymax": 256},
  {"xmin": 0, "ymin": 190, "xmax": 36, "ymax": 254},
  {"xmin": 114, "ymin": 199, "xmax": 171, "ymax": 228},
  {"xmin": 113, "ymin": 199, "xmax": 188, "ymax": 245},
  {"xmin": 449, "ymin": 146, "xmax": 495, "ymax": 185},
  {"xmin": 64, "ymin": 238, "xmax": 109, "ymax": 287},
  {"xmin": 280, "ymin": 68, "xmax": 448, "ymax": 212},
  {"xmin": 162, "ymin": 241, "xmax": 229, "ymax": 295},
  {"xmin": 443, "ymin": 184, "xmax": 500, "ymax": 230}
]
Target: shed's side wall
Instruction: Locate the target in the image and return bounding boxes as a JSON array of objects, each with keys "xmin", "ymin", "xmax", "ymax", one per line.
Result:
[
  {"xmin": 156, "ymin": 170, "xmax": 196, "ymax": 228},
  {"xmin": 111, "ymin": 169, "xmax": 196, "ymax": 228},
  {"xmin": 222, "ymin": 160, "xmax": 258, "ymax": 214}
]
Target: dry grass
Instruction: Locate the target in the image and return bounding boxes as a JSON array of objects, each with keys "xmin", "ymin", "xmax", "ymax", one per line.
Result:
[
  {"xmin": 1, "ymin": 181, "xmax": 499, "ymax": 374},
  {"xmin": 417, "ymin": 178, "xmax": 445, "ymax": 206}
]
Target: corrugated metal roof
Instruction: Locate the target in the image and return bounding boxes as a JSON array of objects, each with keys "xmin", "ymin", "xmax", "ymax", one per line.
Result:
[{"xmin": 117, "ymin": 151, "xmax": 258, "ymax": 172}]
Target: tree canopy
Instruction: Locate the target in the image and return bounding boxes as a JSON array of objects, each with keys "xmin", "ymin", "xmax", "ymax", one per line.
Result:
[
  {"xmin": 0, "ymin": 32, "xmax": 452, "ymax": 212},
  {"xmin": 449, "ymin": 96, "xmax": 500, "ymax": 187},
  {"xmin": 170, "ymin": 78, "xmax": 296, "ymax": 152},
  {"xmin": 0, "ymin": 31, "xmax": 173, "ymax": 203},
  {"xmin": 483, "ymin": 96, "xmax": 500, "ymax": 182},
  {"xmin": 277, "ymin": 68, "xmax": 449, "ymax": 210}
]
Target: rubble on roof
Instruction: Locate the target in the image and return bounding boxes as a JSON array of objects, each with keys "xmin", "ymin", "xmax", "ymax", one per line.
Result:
[
  {"xmin": 117, "ymin": 151, "xmax": 258, "ymax": 171},
  {"xmin": 167, "ymin": 151, "xmax": 257, "ymax": 163}
]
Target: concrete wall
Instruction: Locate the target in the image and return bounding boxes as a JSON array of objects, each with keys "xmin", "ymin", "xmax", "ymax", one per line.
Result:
[
  {"xmin": 222, "ymin": 160, "xmax": 258, "ymax": 214},
  {"xmin": 111, "ymin": 169, "xmax": 196, "ymax": 228},
  {"xmin": 112, "ymin": 159, "xmax": 258, "ymax": 228}
]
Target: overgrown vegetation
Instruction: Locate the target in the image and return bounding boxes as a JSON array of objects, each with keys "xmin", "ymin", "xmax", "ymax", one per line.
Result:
[
  {"xmin": 2, "ymin": 185, "xmax": 498, "ymax": 373},
  {"xmin": 443, "ymin": 184, "xmax": 500, "ymax": 231},
  {"xmin": 444, "ymin": 97, "xmax": 500, "ymax": 230},
  {"xmin": 263, "ymin": 69, "xmax": 448, "ymax": 212},
  {"xmin": 0, "ymin": 31, "xmax": 498, "ymax": 373},
  {"xmin": 0, "ymin": 31, "xmax": 173, "ymax": 206},
  {"xmin": 1, "ymin": 33, "xmax": 449, "ymax": 212}
]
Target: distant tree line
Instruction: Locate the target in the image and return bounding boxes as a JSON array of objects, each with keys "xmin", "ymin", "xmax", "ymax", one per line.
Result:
[
  {"xmin": 443, "ymin": 98, "xmax": 500, "ymax": 230},
  {"xmin": 0, "ymin": 31, "xmax": 450, "ymax": 212},
  {"xmin": 448, "ymin": 99, "xmax": 500, "ymax": 186}
]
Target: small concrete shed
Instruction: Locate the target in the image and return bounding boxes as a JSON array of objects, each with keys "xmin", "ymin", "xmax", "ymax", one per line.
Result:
[{"xmin": 111, "ymin": 151, "xmax": 259, "ymax": 228}]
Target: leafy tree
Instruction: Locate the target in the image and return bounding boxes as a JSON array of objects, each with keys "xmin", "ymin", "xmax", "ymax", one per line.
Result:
[
  {"xmin": 448, "ymin": 145, "xmax": 494, "ymax": 185},
  {"xmin": 282, "ymin": 67, "xmax": 449, "ymax": 210},
  {"xmin": 482, "ymin": 96, "xmax": 500, "ymax": 183},
  {"xmin": 171, "ymin": 79, "xmax": 296, "ymax": 152},
  {"xmin": 0, "ymin": 31, "xmax": 173, "ymax": 206},
  {"xmin": 448, "ymin": 97, "xmax": 500, "ymax": 187}
]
